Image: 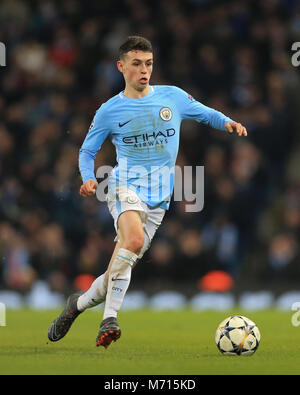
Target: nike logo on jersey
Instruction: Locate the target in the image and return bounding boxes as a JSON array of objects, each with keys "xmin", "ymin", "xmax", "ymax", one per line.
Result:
[
  {"xmin": 111, "ymin": 277, "xmax": 128, "ymax": 282},
  {"xmin": 119, "ymin": 119, "xmax": 132, "ymax": 127}
]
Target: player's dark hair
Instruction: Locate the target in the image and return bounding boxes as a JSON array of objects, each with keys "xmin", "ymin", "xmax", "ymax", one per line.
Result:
[{"xmin": 119, "ymin": 36, "xmax": 153, "ymax": 59}]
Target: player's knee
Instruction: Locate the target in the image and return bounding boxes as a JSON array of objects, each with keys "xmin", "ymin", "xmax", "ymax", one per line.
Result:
[{"xmin": 123, "ymin": 233, "xmax": 145, "ymax": 254}]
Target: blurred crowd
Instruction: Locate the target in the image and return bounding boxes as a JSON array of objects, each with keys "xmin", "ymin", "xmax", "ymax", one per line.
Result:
[{"xmin": 1, "ymin": 0, "xmax": 300, "ymax": 297}]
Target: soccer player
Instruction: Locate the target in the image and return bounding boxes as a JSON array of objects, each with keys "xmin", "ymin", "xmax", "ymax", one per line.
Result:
[{"xmin": 48, "ymin": 36, "xmax": 247, "ymax": 348}]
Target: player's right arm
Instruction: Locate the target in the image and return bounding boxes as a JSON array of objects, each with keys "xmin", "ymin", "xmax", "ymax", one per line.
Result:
[
  {"xmin": 78, "ymin": 105, "xmax": 110, "ymax": 197},
  {"xmin": 80, "ymin": 179, "xmax": 99, "ymax": 197}
]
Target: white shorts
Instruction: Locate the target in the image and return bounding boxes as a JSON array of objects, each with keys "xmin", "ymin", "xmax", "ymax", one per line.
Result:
[{"xmin": 106, "ymin": 187, "xmax": 166, "ymax": 259}]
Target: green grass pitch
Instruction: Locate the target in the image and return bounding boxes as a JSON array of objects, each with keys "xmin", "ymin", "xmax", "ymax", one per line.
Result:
[{"xmin": 0, "ymin": 308, "xmax": 300, "ymax": 375}]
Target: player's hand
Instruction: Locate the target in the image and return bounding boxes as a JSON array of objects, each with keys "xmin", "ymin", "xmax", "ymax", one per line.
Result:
[
  {"xmin": 79, "ymin": 180, "xmax": 98, "ymax": 197},
  {"xmin": 225, "ymin": 122, "xmax": 247, "ymax": 137}
]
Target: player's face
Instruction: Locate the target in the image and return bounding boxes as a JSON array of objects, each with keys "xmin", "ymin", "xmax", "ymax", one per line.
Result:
[{"xmin": 118, "ymin": 51, "xmax": 153, "ymax": 92}]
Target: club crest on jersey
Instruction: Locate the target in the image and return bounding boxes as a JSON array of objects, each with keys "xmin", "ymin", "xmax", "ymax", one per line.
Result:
[{"xmin": 159, "ymin": 107, "xmax": 172, "ymax": 121}]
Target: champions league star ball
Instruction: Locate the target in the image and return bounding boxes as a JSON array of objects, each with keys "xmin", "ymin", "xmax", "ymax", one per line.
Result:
[{"xmin": 215, "ymin": 315, "xmax": 261, "ymax": 356}]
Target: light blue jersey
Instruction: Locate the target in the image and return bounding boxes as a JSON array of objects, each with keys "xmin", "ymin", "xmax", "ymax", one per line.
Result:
[{"xmin": 79, "ymin": 85, "xmax": 233, "ymax": 209}]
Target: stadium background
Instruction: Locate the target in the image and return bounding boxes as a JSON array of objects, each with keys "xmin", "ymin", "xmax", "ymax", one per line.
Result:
[{"xmin": 0, "ymin": 0, "xmax": 300, "ymax": 310}]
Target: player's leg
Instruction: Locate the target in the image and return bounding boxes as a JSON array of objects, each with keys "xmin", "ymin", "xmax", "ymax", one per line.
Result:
[
  {"xmin": 48, "ymin": 292, "xmax": 82, "ymax": 342},
  {"xmin": 47, "ymin": 243, "xmax": 121, "ymax": 343},
  {"xmin": 48, "ymin": 195, "xmax": 164, "ymax": 345},
  {"xmin": 96, "ymin": 210, "xmax": 144, "ymax": 348},
  {"xmin": 75, "ymin": 232, "xmax": 140, "ymax": 311},
  {"xmin": 48, "ymin": 208, "xmax": 144, "ymax": 343},
  {"xmin": 96, "ymin": 206, "xmax": 165, "ymax": 348},
  {"xmin": 76, "ymin": 242, "xmax": 121, "ymax": 312},
  {"xmin": 104, "ymin": 210, "xmax": 143, "ymax": 280}
]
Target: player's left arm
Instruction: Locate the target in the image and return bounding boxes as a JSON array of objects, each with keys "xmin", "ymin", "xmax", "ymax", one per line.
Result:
[
  {"xmin": 172, "ymin": 86, "xmax": 247, "ymax": 137},
  {"xmin": 224, "ymin": 121, "xmax": 247, "ymax": 137},
  {"xmin": 200, "ymin": 105, "xmax": 248, "ymax": 137}
]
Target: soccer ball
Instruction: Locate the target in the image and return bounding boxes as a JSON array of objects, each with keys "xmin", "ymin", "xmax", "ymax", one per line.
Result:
[{"xmin": 215, "ymin": 315, "xmax": 261, "ymax": 356}]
